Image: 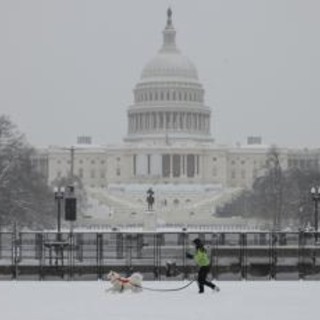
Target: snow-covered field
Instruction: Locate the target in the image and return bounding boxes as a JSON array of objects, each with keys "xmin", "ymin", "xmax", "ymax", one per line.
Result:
[{"xmin": 2, "ymin": 280, "xmax": 319, "ymax": 320}]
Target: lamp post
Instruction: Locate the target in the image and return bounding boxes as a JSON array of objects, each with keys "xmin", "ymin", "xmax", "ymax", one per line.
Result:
[
  {"xmin": 310, "ymin": 186, "xmax": 320, "ymax": 241},
  {"xmin": 54, "ymin": 186, "xmax": 65, "ymax": 241},
  {"xmin": 299, "ymin": 206, "xmax": 304, "ymax": 231}
]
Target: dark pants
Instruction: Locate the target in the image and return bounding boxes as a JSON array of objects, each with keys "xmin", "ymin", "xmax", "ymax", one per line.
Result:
[{"xmin": 198, "ymin": 266, "xmax": 216, "ymax": 293}]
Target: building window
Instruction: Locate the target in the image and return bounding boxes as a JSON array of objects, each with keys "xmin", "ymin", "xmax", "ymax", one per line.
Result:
[
  {"xmin": 173, "ymin": 154, "xmax": 181, "ymax": 177},
  {"xmin": 162, "ymin": 154, "xmax": 170, "ymax": 177},
  {"xmin": 182, "ymin": 155, "xmax": 185, "ymax": 175},
  {"xmin": 231, "ymin": 171, "xmax": 236, "ymax": 179},
  {"xmin": 166, "ymin": 112, "xmax": 170, "ymax": 129},
  {"xmin": 159, "ymin": 113, "xmax": 164, "ymax": 129},
  {"xmin": 100, "ymin": 171, "xmax": 106, "ymax": 179},
  {"xmin": 173, "ymin": 113, "xmax": 177, "ymax": 129},
  {"xmin": 152, "ymin": 113, "xmax": 156, "ymax": 129},
  {"xmin": 196, "ymin": 155, "xmax": 200, "ymax": 174},
  {"xmin": 179, "ymin": 114, "xmax": 183, "ymax": 129},
  {"xmin": 241, "ymin": 170, "xmax": 246, "ymax": 179},
  {"xmin": 91, "ymin": 170, "xmax": 95, "ymax": 179},
  {"xmin": 187, "ymin": 154, "xmax": 195, "ymax": 177},
  {"xmin": 133, "ymin": 155, "xmax": 136, "ymax": 176},
  {"xmin": 147, "ymin": 154, "xmax": 151, "ymax": 175},
  {"xmin": 116, "ymin": 168, "xmax": 121, "ymax": 176},
  {"xmin": 186, "ymin": 113, "xmax": 191, "ymax": 129}
]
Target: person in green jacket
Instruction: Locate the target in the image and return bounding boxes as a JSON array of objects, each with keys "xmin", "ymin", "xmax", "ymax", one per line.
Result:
[{"xmin": 186, "ymin": 238, "xmax": 220, "ymax": 294}]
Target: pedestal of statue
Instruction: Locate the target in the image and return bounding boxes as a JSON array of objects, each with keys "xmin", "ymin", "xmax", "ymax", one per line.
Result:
[{"xmin": 144, "ymin": 209, "xmax": 157, "ymax": 231}]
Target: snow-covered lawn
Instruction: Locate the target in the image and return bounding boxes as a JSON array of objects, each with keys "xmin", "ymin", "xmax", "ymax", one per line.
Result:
[{"xmin": 2, "ymin": 280, "xmax": 319, "ymax": 320}]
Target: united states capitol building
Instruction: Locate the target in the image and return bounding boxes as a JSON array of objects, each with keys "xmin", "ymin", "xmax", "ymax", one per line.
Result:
[{"xmin": 36, "ymin": 9, "xmax": 319, "ymax": 230}]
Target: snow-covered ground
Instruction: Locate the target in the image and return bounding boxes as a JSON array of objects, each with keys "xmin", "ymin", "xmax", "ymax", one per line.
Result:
[{"xmin": 2, "ymin": 280, "xmax": 319, "ymax": 320}]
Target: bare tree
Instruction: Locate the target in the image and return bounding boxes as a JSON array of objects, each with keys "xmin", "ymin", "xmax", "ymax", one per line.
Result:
[
  {"xmin": 0, "ymin": 115, "xmax": 55, "ymax": 228},
  {"xmin": 217, "ymin": 145, "xmax": 320, "ymax": 230},
  {"xmin": 265, "ymin": 146, "xmax": 283, "ymax": 230}
]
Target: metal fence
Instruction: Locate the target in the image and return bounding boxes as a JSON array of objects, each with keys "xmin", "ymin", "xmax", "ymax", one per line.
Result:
[{"xmin": 0, "ymin": 231, "xmax": 320, "ymax": 280}]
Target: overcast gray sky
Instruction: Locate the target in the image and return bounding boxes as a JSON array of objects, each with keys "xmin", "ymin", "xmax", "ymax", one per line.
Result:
[{"xmin": 0, "ymin": 0, "xmax": 319, "ymax": 149}]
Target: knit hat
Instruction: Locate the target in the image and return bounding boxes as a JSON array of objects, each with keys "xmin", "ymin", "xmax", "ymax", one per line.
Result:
[{"xmin": 192, "ymin": 238, "xmax": 202, "ymax": 246}]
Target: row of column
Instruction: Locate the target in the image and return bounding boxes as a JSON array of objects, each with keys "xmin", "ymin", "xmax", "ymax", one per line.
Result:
[
  {"xmin": 134, "ymin": 89, "xmax": 203, "ymax": 103},
  {"xmin": 162, "ymin": 154, "xmax": 200, "ymax": 178},
  {"xmin": 128, "ymin": 111, "xmax": 210, "ymax": 134},
  {"xmin": 133, "ymin": 153, "xmax": 200, "ymax": 178}
]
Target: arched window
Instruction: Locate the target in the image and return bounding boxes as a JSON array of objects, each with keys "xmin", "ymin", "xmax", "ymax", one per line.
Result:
[{"xmin": 160, "ymin": 92, "xmax": 164, "ymax": 100}]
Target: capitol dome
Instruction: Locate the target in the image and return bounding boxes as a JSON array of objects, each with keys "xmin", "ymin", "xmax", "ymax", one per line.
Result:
[
  {"xmin": 140, "ymin": 8, "xmax": 199, "ymax": 83},
  {"xmin": 141, "ymin": 50, "xmax": 199, "ymax": 82},
  {"xmin": 125, "ymin": 8, "xmax": 213, "ymax": 144}
]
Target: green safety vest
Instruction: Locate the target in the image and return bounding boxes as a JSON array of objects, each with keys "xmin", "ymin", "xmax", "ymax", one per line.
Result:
[{"xmin": 194, "ymin": 249, "xmax": 210, "ymax": 267}]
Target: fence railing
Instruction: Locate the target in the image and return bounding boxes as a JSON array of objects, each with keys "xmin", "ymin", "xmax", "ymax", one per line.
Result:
[{"xmin": 0, "ymin": 231, "xmax": 319, "ymax": 280}]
